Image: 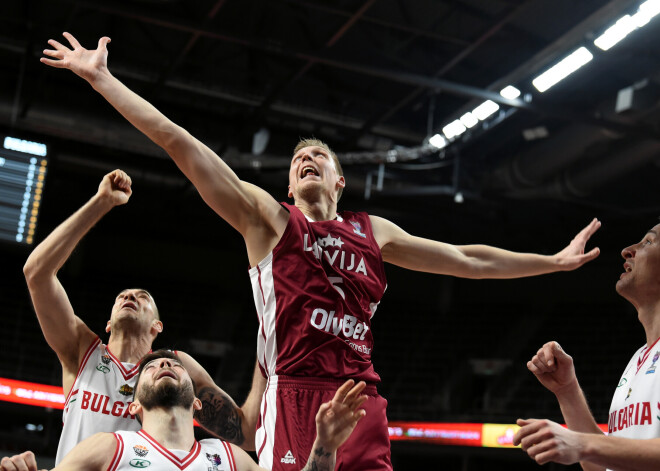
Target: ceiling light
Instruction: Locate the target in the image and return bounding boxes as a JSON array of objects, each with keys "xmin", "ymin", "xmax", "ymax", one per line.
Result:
[
  {"xmin": 500, "ymin": 85, "xmax": 521, "ymax": 99},
  {"xmin": 472, "ymin": 100, "xmax": 500, "ymax": 120},
  {"xmin": 594, "ymin": 15, "xmax": 637, "ymax": 50},
  {"xmin": 532, "ymin": 47, "xmax": 593, "ymax": 93},
  {"xmin": 442, "ymin": 120, "xmax": 467, "ymax": 139},
  {"xmin": 460, "ymin": 112, "xmax": 479, "ymax": 128},
  {"xmin": 429, "ymin": 134, "xmax": 447, "ymax": 149},
  {"xmin": 634, "ymin": 0, "xmax": 660, "ymax": 27}
]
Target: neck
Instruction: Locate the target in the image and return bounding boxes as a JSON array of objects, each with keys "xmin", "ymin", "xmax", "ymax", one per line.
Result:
[
  {"xmin": 295, "ymin": 199, "xmax": 338, "ymax": 222},
  {"xmin": 636, "ymin": 301, "xmax": 660, "ymax": 346},
  {"xmin": 140, "ymin": 407, "xmax": 196, "ymax": 450},
  {"xmin": 107, "ymin": 331, "xmax": 152, "ymax": 364}
]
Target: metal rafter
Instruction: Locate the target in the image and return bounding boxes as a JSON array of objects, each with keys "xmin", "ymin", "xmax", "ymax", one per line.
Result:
[
  {"xmin": 243, "ymin": 0, "xmax": 378, "ymax": 129},
  {"xmin": 146, "ymin": 0, "xmax": 229, "ymax": 102},
  {"xmin": 276, "ymin": 0, "xmax": 471, "ymax": 47},
  {"xmin": 352, "ymin": 1, "xmax": 534, "ymax": 141}
]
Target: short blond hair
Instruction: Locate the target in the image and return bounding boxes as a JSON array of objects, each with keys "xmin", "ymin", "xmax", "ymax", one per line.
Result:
[{"xmin": 293, "ymin": 138, "xmax": 344, "ymax": 201}]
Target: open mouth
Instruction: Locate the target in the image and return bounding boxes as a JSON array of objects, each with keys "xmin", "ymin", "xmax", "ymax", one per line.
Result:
[
  {"xmin": 122, "ymin": 301, "xmax": 138, "ymax": 311},
  {"xmin": 300, "ymin": 165, "xmax": 319, "ymax": 179}
]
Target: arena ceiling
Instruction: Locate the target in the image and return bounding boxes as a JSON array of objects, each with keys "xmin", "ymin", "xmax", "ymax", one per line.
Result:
[{"xmin": 1, "ymin": 0, "xmax": 659, "ymax": 220}]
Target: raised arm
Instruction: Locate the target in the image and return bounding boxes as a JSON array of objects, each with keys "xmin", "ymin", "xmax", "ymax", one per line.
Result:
[
  {"xmin": 23, "ymin": 170, "xmax": 131, "ymax": 394},
  {"xmin": 514, "ymin": 341, "xmax": 604, "ymax": 471},
  {"xmin": 41, "ymin": 33, "xmax": 287, "ymax": 264},
  {"xmin": 177, "ymin": 352, "xmax": 263, "ymax": 450},
  {"xmin": 371, "ymin": 216, "xmax": 600, "ymax": 279},
  {"xmin": 231, "ymin": 379, "xmax": 367, "ymax": 471}
]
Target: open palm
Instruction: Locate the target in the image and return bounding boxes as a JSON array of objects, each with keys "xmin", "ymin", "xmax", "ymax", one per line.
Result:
[{"xmin": 41, "ymin": 32, "xmax": 110, "ymax": 83}]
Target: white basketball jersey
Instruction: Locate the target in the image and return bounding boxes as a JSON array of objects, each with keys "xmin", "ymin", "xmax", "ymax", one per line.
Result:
[
  {"xmin": 608, "ymin": 338, "xmax": 660, "ymax": 442},
  {"xmin": 109, "ymin": 430, "xmax": 237, "ymax": 471},
  {"xmin": 56, "ymin": 338, "xmax": 141, "ymax": 464}
]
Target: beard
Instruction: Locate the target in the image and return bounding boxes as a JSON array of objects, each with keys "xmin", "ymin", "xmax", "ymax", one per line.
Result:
[{"xmin": 138, "ymin": 379, "xmax": 195, "ymax": 411}]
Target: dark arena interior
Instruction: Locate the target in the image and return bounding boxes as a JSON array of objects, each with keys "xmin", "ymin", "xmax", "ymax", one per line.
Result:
[{"xmin": 1, "ymin": 0, "xmax": 660, "ymax": 469}]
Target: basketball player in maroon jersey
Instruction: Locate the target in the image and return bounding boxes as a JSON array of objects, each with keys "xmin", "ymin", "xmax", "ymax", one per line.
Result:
[{"xmin": 41, "ymin": 32, "xmax": 601, "ymax": 470}]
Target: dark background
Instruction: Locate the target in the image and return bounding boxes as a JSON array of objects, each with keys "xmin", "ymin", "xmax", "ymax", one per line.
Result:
[{"xmin": 1, "ymin": 0, "xmax": 659, "ymax": 469}]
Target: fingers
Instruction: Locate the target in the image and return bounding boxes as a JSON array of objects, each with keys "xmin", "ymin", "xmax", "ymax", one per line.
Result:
[
  {"xmin": 332, "ymin": 379, "xmax": 355, "ymax": 403},
  {"xmin": 580, "ymin": 218, "xmax": 601, "ymax": 239},
  {"xmin": 98, "ymin": 36, "xmax": 111, "ymax": 51},
  {"xmin": 110, "ymin": 169, "xmax": 132, "ymax": 191},
  {"xmin": 343, "ymin": 380, "xmax": 366, "ymax": 404},
  {"xmin": 62, "ymin": 32, "xmax": 82, "ymax": 49},
  {"xmin": 0, "ymin": 451, "xmax": 38, "ymax": 471}
]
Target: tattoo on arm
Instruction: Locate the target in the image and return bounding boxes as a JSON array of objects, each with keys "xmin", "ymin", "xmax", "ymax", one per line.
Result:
[
  {"xmin": 194, "ymin": 386, "xmax": 245, "ymax": 446},
  {"xmin": 301, "ymin": 447, "xmax": 333, "ymax": 471}
]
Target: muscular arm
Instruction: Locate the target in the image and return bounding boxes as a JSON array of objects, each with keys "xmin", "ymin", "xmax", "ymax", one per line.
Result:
[
  {"xmin": 41, "ymin": 33, "xmax": 287, "ymax": 266},
  {"xmin": 23, "ymin": 170, "xmax": 131, "ymax": 395},
  {"xmin": 515, "ymin": 342, "xmax": 604, "ymax": 471},
  {"xmin": 178, "ymin": 352, "xmax": 261, "ymax": 450},
  {"xmin": 371, "ymin": 216, "xmax": 600, "ymax": 279}
]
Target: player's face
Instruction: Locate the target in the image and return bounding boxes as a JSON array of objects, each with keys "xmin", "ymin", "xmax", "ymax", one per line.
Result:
[
  {"xmin": 109, "ymin": 288, "xmax": 158, "ymax": 332},
  {"xmin": 288, "ymin": 146, "xmax": 344, "ymax": 202},
  {"xmin": 136, "ymin": 357, "xmax": 195, "ymax": 410},
  {"xmin": 616, "ymin": 224, "xmax": 660, "ymax": 305}
]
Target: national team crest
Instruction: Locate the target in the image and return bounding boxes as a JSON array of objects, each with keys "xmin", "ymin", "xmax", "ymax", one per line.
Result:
[
  {"xmin": 101, "ymin": 355, "xmax": 111, "ymax": 365},
  {"xmin": 349, "ymin": 220, "xmax": 366, "ymax": 238},
  {"xmin": 119, "ymin": 384, "xmax": 134, "ymax": 396},
  {"xmin": 206, "ymin": 453, "xmax": 222, "ymax": 470},
  {"xmin": 133, "ymin": 445, "xmax": 149, "ymax": 457}
]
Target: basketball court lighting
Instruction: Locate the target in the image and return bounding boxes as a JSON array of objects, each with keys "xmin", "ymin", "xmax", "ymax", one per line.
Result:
[
  {"xmin": 429, "ymin": 133, "xmax": 447, "ymax": 149},
  {"xmin": 460, "ymin": 112, "xmax": 479, "ymax": 128},
  {"xmin": 634, "ymin": 0, "xmax": 660, "ymax": 27},
  {"xmin": 500, "ymin": 85, "xmax": 521, "ymax": 99},
  {"xmin": 594, "ymin": 15, "xmax": 638, "ymax": 50},
  {"xmin": 3, "ymin": 137, "xmax": 47, "ymax": 156},
  {"xmin": 472, "ymin": 100, "xmax": 500, "ymax": 120},
  {"xmin": 532, "ymin": 47, "xmax": 593, "ymax": 93},
  {"xmin": 442, "ymin": 120, "xmax": 467, "ymax": 139}
]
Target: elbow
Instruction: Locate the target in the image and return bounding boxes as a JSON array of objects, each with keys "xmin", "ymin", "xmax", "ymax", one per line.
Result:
[{"xmin": 23, "ymin": 258, "xmax": 50, "ymax": 287}]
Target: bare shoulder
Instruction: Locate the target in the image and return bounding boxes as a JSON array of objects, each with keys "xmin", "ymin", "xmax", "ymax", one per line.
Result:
[
  {"xmin": 225, "ymin": 442, "xmax": 263, "ymax": 471},
  {"xmin": 368, "ymin": 214, "xmax": 407, "ymax": 248},
  {"xmin": 54, "ymin": 432, "xmax": 117, "ymax": 471}
]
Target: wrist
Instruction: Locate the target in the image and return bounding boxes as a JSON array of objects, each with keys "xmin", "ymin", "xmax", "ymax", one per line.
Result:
[
  {"xmin": 90, "ymin": 193, "xmax": 117, "ymax": 212},
  {"xmin": 553, "ymin": 378, "xmax": 582, "ymax": 400}
]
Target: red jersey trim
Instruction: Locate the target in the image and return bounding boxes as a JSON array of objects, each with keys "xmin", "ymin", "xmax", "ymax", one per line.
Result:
[
  {"xmin": 107, "ymin": 433, "xmax": 124, "ymax": 471},
  {"xmin": 137, "ymin": 430, "xmax": 201, "ymax": 469},
  {"xmin": 65, "ymin": 337, "xmax": 101, "ymax": 407},
  {"xmin": 106, "ymin": 346, "xmax": 141, "ymax": 380},
  {"xmin": 636, "ymin": 336, "xmax": 660, "ymax": 373},
  {"xmin": 221, "ymin": 441, "xmax": 236, "ymax": 471}
]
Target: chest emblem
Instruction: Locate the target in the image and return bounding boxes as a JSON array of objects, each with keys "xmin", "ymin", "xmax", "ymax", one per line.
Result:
[
  {"xmin": 349, "ymin": 220, "xmax": 366, "ymax": 238},
  {"xmin": 119, "ymin": 384, "xmax": 134, "ymax": 396},
  {"xmin": 626, "ymin": 388, "xmax": 632, "ymax": 400},
  {"xmin": 206, "ymin": 453, "xmax": 222, "ymax": 470},
  {"xmin": 133, "ymin": 445, "xmax": 149, "ymax": 457}
]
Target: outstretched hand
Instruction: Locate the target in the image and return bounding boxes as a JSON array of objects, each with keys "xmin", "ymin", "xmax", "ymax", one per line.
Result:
[
  {"xmin": 315, "ymin": 379, "xmax": 367, "ymax": 452},
  {"xmin": 98, "ymin": 169, "xmax": 132, "ymax": 207},
  {"xmin": 527, "ymin": 341, "xmax": 578, "ymax": 395},
  {"xmin": 553, "ymin": 218, "xmax": 601, "ymax": 270},
  {"xmin": 41, "ymin": 32, "xmax": 111, "ymax": 84}
]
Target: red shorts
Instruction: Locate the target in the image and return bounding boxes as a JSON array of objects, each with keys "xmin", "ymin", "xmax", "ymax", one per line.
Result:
[{"xmin": 255, "ymin": 375, "xmax": 392, "ymax": 471}]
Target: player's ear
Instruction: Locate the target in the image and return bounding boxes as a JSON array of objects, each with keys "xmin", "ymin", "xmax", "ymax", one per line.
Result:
[
  {"xmin": 337, "ymin": 176, "xmax": 345, "ymax": 189},
  {"xmin": 193, "ymin": 397, "xmax": 202, "ymax": 411},
  {"xmin": 129, "ymin": 400, "xmax": 142, "ymax": 417},
  {"xmin": 152, "ymin": 320, "xmax": 163, "ymax": 334},
  {"xmin": 288, "ymin": 185, "xmax": 293, "ymax": 199},
  {"xmin": 105, "ymin": 320, "xmax": 111, "ymax": 333}
]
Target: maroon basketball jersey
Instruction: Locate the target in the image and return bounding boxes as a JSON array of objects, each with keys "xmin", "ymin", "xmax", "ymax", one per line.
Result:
[{"xmin": 249, "ymin": 203, "xmax": 387, "ymax": 383}]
